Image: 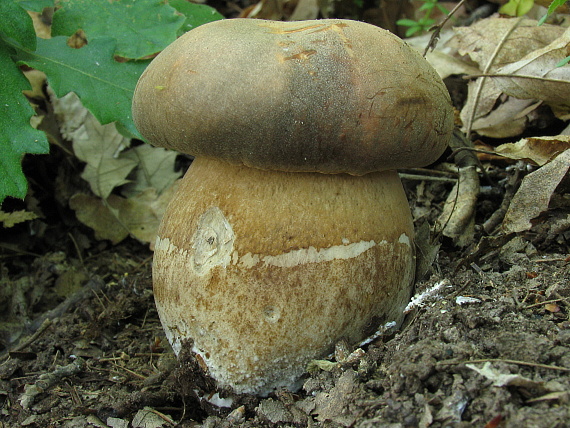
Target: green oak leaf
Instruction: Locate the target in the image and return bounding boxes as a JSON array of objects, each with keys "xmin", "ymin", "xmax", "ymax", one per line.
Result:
[
  {"xmin": 170, "ymin": 0, "xmax": 224, "ymax": 36},
  {"xmin": 0, "ymin": 43, "xmax": 49, "ymax": 203},
  {"xmin": 17, "ymin": 36, "xmax": 149, "ymax": 138},
  {"xmin": 0, "ymin": 0, "xmax": 37, "ymax": 50},
  {"xmin": 52, "ymin": 0, "xmax": 185, "ymax": 59},
  {"xmin": 15, "ymin": 0, "xmax": 55, "ymax": 12}
]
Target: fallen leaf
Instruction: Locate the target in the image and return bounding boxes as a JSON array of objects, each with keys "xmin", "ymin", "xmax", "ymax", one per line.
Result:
[
  {"xmin": 122, "ymin": 145, "xmax": 181, "ymax": 197},
  {"xmin": 70, "ymin": 181, "xmax": 178, "ymax": 245},
  {"xmin": 406, "ymin": 30, "xmax": 480, "ymax": 79},
  {"xmin": 496, "ymin": 135, "xmax": 570, "ymax": 166},
  {"xmin": 132, "ymin": 407, "xmax": 172, "ymax": 428},
  {"xmin": 450, "ymin": 18, "xmax": 563, "ymax": 70},
  {"xmin": 437, "ymin": 166, "xmax": 479, "ymax": 246},
  {"xmin": 289, "ymin": 0, "xmax": 319, "ymax": 20},
  {"xmin": 484, "ymin": 414, "xmax": 503, "ymax": 428},
  {"xmin": 526, "ymin": 391, "xmax": 570, "ymax": 403},
  {"xmin": 116, "ymin": 184, "xmax": 179, "ymax": 245},
  {"xmin": 242, "ymin": 0, "xmax": 286, "ymax": 19},
  {"xmin": 52, "ymin": 91, "xmax": 136, "ymax": 199},
  {"xmin": 427, "ymin": 50, "xmax": 482, "ymax": 79},
  {"xmin": 503, "ymin": 149, "xmax": 570, "ymax": 233},
  {"xmin": 450, "ymin": 17, "xmax": 563, "ymax": 135},
  {"xmin": 467, "ymin": 96, "xmax": 538, "ymax": 138},
  {"xmin": 467, "ymin": 362, "xmax": 543, "ymax": 388},
  {"xmin": 0, "ymin": 210, "xmax": 38, "ymax": 228},
  {"xmin": 69, "ymin": 194, "xmax": 129, "ymax": 244},
  {"xmin": 493, "ymin": 26, "xmax": 570, "ymax": 113},
  {"xmin": 544, "ymin": 303, "xmax": 561, "ymax": 313}
]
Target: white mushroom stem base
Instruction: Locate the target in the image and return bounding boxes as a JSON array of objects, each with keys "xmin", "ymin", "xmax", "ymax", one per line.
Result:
[{"xmin": 153, "ymin": 157, "xmax": 416, "ymax": 396}]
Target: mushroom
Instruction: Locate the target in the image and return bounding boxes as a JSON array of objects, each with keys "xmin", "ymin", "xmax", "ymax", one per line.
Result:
[{"xmin": 132, "ymin": 18, "xmax": 453, "ymax": 396}]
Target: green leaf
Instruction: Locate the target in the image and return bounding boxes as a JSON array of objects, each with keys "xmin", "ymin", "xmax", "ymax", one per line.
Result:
[
  {"xmin": 418, "ymin": 3, "xmax": 434, "ymax": 12},
  {"xmin": 405, "ymin": 26, "xmax": 421, "ymax": 37},
  {"xmin": 0, "ymin": 0, "xmax": 37, "ymax": 50},
  {"xmin": 15, "ymin": 0, "xmax": 54, "ymax": 12},
  {"xmin": 499, "ymin": 0, "xmax": 535, "ymax": 16},
  {"xmin": 52, "ymin": 0, "xmax": 185, "ymax": 59},
  {"xmin": 539, "ymin": 0, "xmax": 568, "ymax": 25},
  {"xmin": 436, "ymin": 3, "xmax": 450, "ymax": 14},
  {"xmin": 0, "ymin": 43, "xmax": 49, "ymax": 204},
  {"xmin": 396, "ymin": 19, "xmax": 419, "ymax": 27},
  {"xmin": 170, "ymin": 0, "xmax": 224, "ymax": 36},
  {"xmin": 17, "ymin": 36, "xmax": 149, "ymax": 138},
  {"xmin": 556, "ymin": 55, "xmax": 570, "ymax": 67},
  {"xmin": 548, "ymin": 0, "xmax": 568, "ymax": 13}
]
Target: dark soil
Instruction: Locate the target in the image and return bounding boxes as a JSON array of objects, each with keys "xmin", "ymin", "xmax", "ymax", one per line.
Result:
[{"xmin": 1, "ymin": 167, "xmax": 569, "ymax": 428}]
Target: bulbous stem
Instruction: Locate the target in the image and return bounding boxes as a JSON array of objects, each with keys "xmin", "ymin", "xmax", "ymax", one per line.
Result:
[{"xmin": 153, "ymin": 157, "xmax": 415, "ymax": 395}]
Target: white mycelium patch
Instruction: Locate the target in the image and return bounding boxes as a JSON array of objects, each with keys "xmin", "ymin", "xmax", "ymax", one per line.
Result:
[{"xmin": 237, "ymin": 239, "xmax": 379, "ymax": 269}]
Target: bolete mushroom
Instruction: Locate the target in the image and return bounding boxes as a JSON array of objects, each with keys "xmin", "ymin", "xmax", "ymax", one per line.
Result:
[{"xmin": 132, "ymin": 18, "xmax": 453, "ymax": 396}]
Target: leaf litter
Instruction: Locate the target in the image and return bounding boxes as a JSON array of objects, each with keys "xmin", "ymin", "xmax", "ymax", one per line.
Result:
[{"xmin": 1, "ymin": 8, "xmax": 570, "ymax": 428}]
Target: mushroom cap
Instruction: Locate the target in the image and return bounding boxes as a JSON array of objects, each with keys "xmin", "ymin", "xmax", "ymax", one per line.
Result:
[{"xmin": 132, "ymin": 18, "xmax": 453, "ymax": 175}]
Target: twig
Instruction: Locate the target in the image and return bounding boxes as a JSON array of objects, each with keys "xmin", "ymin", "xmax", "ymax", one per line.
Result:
[
  {"xmin": 463, "ymin": 73, "xmax": 570, "ymax": 84},
  {"xmin": 0, "ymin": 319, "xmax": 52, "ymax": 363},
  {"xmin": 146, "ymin": 407, "xmax": 176, "ymax": 426},
  {"xmin": 464, "ymin": 17, "xmax": 523, "ymax": 139},
  {"xmin": 554, "ymin": 291, "xmax": 570, "ymax": 309},
  {"xmin": 19, "ymin": 357, "xmax": 87, "ymax": 409},
  {"xmin": 438, "ymin": 358, "xmax": 570, "ymax": 372},
  {"xmin": 399, "ymin": 173, "xmax": 456, "ymax": 183},
  {"xmin": 29, "ymin": 276, "xmax": 106, "ymax": 331},
  {"xmin": 423, "ymin": 0, "xmax": 468, "ymax": 56},
  {"xmin": 523, "ymin": 298, "xmax": 564, "ymax": 310},
  {"xmin": 0, "ymin": 276, "xmax": 106, "ymax": 363},
  {"xmin": 534, "ymin": 257, "xmax": 570, "ymax": 263},
  {"xmin": 483, "ymin": 166, "xmax": 522, "ymax": 234}
]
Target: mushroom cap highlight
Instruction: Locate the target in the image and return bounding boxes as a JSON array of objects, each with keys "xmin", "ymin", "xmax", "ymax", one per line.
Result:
[{"xmin": 132, "ymin": 18, "xmax": 453, "ymax": 175}]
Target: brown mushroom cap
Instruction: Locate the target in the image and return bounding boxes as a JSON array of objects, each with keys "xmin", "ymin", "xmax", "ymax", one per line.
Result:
[{"xmin": 132, "ymin": 18, "xmax": 453, "ymax": 175}]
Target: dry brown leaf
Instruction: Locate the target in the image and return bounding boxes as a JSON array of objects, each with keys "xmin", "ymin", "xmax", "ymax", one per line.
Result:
[
  {"xmin": 52, "ymin": 92, "xmax": 136, "ymax": 199},
  {"xmin": 70, "ymin": 181, "xmax": 179, "ymax": 245},
  {"xmin": 69, "ymin": 194, "xmax": 130, "ymax": 244},
  {"xmin": 242, "ymin": 0, "xmax": 286, "ymax": 19},
  {"xmin": 451, "ymin": 17, "xmax": 563, "ymax": 136},
  {"xmin": 450, "ymin": 18, "xmax": 563, "ymax": 70},
  {"xmin": 0, "ymin": 210, "xmax": 39, "ymax": 228},
  {"xmin": 426, "ymin": 50, "xmax": 482, "ymax": 79},
  {"xmin": 438, "ymin": 166, "xmax": 479, "ymax": 247},
  {"xmin": 117, "ymin": 183, "xmax": 179, "ymax": 245},
  {"xmin": 405, "ymin": 31, "xmax": 480, "ymax": 79},
  {"xmin": 496, "ymin": 135, "xmax": 570, "ymax": 166},
  {"xmin": 122, "ymin": 145, "xmax": 181, "ymax": 197},
  {"xmin": 468, "ymin": 97, "xmax": 538, "ymax": 138},
  {"xmin": 493, "ymin": 27, "xmax": 570, "ymax": 114},
  {"xmin": 503, "ymin": 149, "xmax": 570, "ymax": 233},
  {"xmin": 289, "ymin": 0, "xmax": 319, "ymax": 20},
  {"xmin": 467, "ymin": 362, "xmax": 545, "ymax": 389},
  {"xmin": 526, "ymin": 391, "xmax": 570, "ymax": 403}
]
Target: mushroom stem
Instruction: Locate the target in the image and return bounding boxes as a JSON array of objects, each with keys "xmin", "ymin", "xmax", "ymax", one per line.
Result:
[{"xmin": 153, "ymin": 157, "xmax": 415, "ymax": 395}]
